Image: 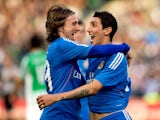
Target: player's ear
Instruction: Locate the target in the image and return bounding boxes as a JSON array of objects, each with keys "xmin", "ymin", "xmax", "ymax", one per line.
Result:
[
  {"xmin": 58, "ymin": 26, "xmax": 64, "ymax": 37},
  {"xmin": 104, "ymin": 27, "xmax": 112, "ymax": 36},
  {"xmin": 58, "ymin": 26, "xmax": 63, "ymax": 33}
]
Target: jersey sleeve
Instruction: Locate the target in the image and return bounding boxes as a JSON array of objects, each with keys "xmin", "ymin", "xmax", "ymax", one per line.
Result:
[
  {"xmin": 88, "ymin": 43, "xmax": 130, "ymax": 58},
  {"xmin": 58, "ymin": 38, "xmax": 92, "ymax": 61},
  {"xmin": 95, "ymin": 53, "xmax": 128, "ymax": 87}
]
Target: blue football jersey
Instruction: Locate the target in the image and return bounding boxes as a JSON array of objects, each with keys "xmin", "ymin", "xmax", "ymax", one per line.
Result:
[
  {"xmin": 40, "ymin": 38, "xmax": 92, "ymax": 120},
  {"xmin": 86, "ymin": 52, "xmax": 131, "ymax": 113},
  {"xmin": 40, "ymin": 38, "xmax": 130, "ymax": 119}
]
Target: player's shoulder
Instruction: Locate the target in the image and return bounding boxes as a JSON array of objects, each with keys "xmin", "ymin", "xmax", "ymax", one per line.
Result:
[
  {"xmin": 20, "ymin": 54, "xmax": 30, "ymax": 66},
  {"xmin": 22, "ymin": 53, "xmax": 31, "ymax": 60},
  {"xmin": 110, "ymin": 52, "xmax": 125, "ymax": 59},
  {"xmin": 54, "ymin": 37, "xmax": 75, "ymax": 46},
  {"xmin": 58, "ymin": 37, "xmax": 73, "ymax": 43},
  {"xmin": 106, "ymin": 52, "xmax": 126, "ymax": 69}
]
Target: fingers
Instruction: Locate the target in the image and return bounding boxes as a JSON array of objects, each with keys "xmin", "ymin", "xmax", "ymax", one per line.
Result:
[
  {"xmin": 126, "ymin": 52, "xmax": 133, "ymax": 66},
  {"xmin": 39, "ymin": 103, "xmax": 45, "ymax": 110},
  {"xmin": 37, "ymin": 96, "xmax": 43, "ymax": 104},
  {"xmin": 36, "ymin": 96, "xmax": 46, "ymax": 110}
]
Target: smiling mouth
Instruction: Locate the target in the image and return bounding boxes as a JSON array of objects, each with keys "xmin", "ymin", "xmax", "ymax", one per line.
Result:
[
  {"xmin": 90, "ymin": 35, "xmax": 95, "ymax": 39},
  {"xmin": 89, "ymin": 35, "xmax": 94, "ymax": 44}
]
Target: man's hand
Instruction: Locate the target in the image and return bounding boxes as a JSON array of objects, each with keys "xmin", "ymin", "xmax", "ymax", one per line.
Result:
[
  {"xmin": 126, "ymin": 51, "xmax": 133, "ymax": 66},
  {"xmin": 36, "ymin": 94, "xmax": 58, "ymax": 110}
]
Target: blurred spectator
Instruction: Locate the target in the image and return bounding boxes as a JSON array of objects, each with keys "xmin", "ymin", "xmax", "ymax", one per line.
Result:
[
  {"xmin": 1, "ymin": 52, "xmax": 20, "ymax": 120},
  {"xmin": 0, "ymin": 48, "xmax": 5, "ymax": 93}
]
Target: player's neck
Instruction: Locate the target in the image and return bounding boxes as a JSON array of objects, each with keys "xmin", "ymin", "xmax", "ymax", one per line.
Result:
[{"xmin": 101, "ymin": 37, "xmax": 111, "ymax": 45}]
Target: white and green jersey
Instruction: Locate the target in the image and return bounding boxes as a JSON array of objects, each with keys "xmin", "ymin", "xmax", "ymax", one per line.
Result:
[
  {"xmin": 20, "ymin": 49, "xmax": 46, "ymax": 99},
  {"xmin": 20, "ymin": 49, "xmax": 46, "ymax": 105}
]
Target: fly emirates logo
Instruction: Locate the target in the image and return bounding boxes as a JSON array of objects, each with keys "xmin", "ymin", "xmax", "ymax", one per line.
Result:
[{"xmin": 73, "ymin": 70, "xmax": 82, "ymax": 80}]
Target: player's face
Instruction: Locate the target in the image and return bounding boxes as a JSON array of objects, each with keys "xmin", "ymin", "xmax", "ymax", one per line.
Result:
[
  {"xmin": 87, "ymin": 17, "xmax": 106, "ymax": 45},
  {"xmin": 60, "ymin": 14, "xmax": 79, "ymax": 41},
  {"xmin": 74, "ymin": 24, "xmax": 85, "ymax": 43}
]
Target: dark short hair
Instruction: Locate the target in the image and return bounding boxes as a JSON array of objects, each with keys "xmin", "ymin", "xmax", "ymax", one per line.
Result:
[
  {"xmin": 93, "ymin": 11, "xmax": 117, "ymax": 42},
  {"xmin": 30, "ymin": 34, "xmax": 43, "ymax": 48}
]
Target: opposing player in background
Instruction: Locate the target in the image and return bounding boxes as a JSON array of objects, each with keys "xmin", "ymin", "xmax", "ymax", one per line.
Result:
[
  {"xmin": 20, "ymin": 34, "xmax": 46, "ymax": 120},
  {"xmin": 37, "ymin": 5, "xmax": 130, "ymax": 120},
  {"xmin": 37, "ymin": 11, "xmax": 132, "ymax": 120}
]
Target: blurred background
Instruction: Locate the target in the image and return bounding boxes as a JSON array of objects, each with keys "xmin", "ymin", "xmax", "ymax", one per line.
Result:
[{"xmin": 0, "ymin": 0, "xmax": 160, "ymax": 120}]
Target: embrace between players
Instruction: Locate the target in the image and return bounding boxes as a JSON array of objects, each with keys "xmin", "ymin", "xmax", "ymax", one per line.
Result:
[{"xmin": 36, "ymin": 4, "xmax": 132, "ymax": 120}]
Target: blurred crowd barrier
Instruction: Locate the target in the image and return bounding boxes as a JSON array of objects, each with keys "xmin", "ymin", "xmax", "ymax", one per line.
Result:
[
  {"xmin": 1, "ymin": 97, "xmax": 160, "ymax": 120},
  {"xmin": 127, "ymin": 97, "xmax": 160, "ymax": 120},
  {"xmin": 0, "ymin": 0, "xmax": 160, "ymax": 119}
]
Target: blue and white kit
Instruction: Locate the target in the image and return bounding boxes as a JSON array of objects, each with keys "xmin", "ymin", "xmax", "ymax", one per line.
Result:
[
  {"xmin": 40, "ymin": 37, "xmax": 130, "ymax": 120},
  {"xmin": 86, "ymin": 52, "xmax": 132, "ymax": 120}
]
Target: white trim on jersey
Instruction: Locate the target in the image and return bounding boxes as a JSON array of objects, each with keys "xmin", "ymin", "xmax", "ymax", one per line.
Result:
[
  {"xmin": 109, "ymin": 53, "xmax": 124, "ymax": 70},
  {"xmin": 122, "ymin": 110, "xmax": 132, "ymax": 120},
  {"xmin": 62, "ymin": 37, "xmax": 89, "ymax": 47}
]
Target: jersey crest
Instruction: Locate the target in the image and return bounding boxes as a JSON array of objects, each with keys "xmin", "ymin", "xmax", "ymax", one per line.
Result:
[{"xmin": 98, "ymin": 60, "xmax": 105, "ymax": 69}]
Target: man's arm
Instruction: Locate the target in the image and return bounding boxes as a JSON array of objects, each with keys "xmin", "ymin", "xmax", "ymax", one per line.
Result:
[
  {"xmin": 36, "ymin": 79, "xmax": 103, "ymax": 110},
  {"xmin": 88, "ymin": 43, "xmax": 130, "ymax": 58}
]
